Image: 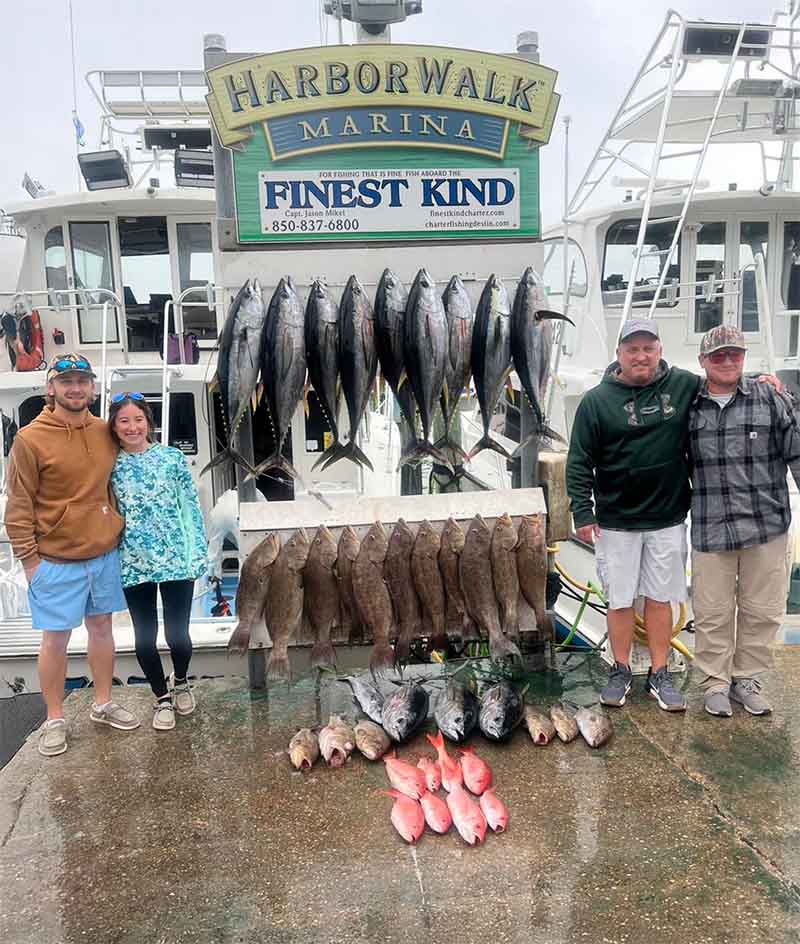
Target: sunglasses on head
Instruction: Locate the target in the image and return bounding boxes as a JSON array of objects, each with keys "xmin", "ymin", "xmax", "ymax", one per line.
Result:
[
  {"xmin": 52, "ymin": 357, "xmax": 91, "ymax": 372},
  {"xmin": 706, "ymin": 349, "xmax": 745, "ymax": 365},
  {"xmin": 111, "ymin": 392, "xmax": 145, "ymax": 404}
]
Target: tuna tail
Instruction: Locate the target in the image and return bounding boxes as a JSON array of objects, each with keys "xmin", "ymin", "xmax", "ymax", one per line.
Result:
[
  {"xmin": 310, "ymin": 639, "xmax": 337, "ymax": 670},
  {"xmin": 320, "ymin": 439, "xmax": 374, "ymax": 473},
  {"xmin": 370, "ymin": 641, "xmax": 395, "ymax": 679},
  {"xmin": 488, "ymin": 632, "xmax": 522, "ymax": 664},
  {"xmin": 398, "ymin": 439, "xmax": 454, "ymax": 473},
  {"xmin": 467, "ymin": 434, "xmax": 514, "ymax": 462},
  {"xmin": 511, "ymin": 423, "xmax": 566, "ymax": 458},
  {"xmin": 267, "ymin": 650, "xmax": 292, "ymax": 682},
  {"xmin": 433, "ymin": 435, "xmax": 470, "ymax": 466},
  {"xmin": 311, "ymin": 439, "xmax": 344, "ymax": 471},
  {"xmin": 200, "ymin": 447, "xmax": 256, "ymax": 478},
  {"xmin": 226, "ymin": 623, "xmax": 251, "ymax": 657},
  {"xmin": 248, "ymin": 452, "xmax": 302, "ymax": 482}
]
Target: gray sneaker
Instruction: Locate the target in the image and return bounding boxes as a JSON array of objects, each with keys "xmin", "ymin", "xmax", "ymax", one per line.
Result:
[
  {"xmin": 170, "ymin": 673, "xmax": 196, "ymax": 716},
  {"xmin": 647, "ymin": 667, "xmax": 687, "ymax": 712},
  {"xmin": 38, "ymin": 719, "xmax": 67, "ymax": 756},
  {"xmin": 704, "ymin": 689, "xmax": 732, "ymax": 717},
  {"xmin": 90, "ymin": 701, "xmax": 140, "ymax": 730},
  {"xmin": 599, "ymin": 662, "xmax": 633, "ymax": 707},
  {"xmin": 152, "ymin": 698, "xmax": 176, "ymax": 731},
  {"xmin": 730, "ymin": 677, "xmax": 772, "ymax": 715}
]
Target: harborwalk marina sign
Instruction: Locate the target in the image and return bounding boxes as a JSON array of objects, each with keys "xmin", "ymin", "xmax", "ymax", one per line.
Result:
[{"xmin": 205, "ymin": 45, "xmax": 560, "ymax": 243}]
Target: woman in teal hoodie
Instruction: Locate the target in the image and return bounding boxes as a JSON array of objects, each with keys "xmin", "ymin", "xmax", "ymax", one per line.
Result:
[{"xmin": 109, "ymin": 394, "xmax": 207, "ymax": 732}]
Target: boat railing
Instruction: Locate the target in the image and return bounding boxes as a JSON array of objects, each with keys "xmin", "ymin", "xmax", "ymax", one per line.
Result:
[
  {"xmin": 0, "ymin": 214, "xmax": 23, "ymax": 239},
  {"xmin": 601, "ymin": 272, "xmax": 742, "ymax": 309},
  {"xmin": 85, "ymin": 70, "xmax": 208, "ymax": 123}
]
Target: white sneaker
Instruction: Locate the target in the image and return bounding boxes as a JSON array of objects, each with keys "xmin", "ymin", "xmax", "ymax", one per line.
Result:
[
  {"xmin": 170, "ymin": 672, "xmax": 196, "ymax": 716},
  {"xmin": 152, "ymin": 698, "xmax": 176, "ymax": 731}
]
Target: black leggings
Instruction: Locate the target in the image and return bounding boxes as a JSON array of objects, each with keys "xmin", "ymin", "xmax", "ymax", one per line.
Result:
[{"xmin": 124, "ymin": 580, "xmax": 194, "ymax": 698}]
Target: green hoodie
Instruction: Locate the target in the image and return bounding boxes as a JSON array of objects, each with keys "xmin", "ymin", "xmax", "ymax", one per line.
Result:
[{"xmin": 566, "ymin": 361, "xmax": 701, "ymax": 531}]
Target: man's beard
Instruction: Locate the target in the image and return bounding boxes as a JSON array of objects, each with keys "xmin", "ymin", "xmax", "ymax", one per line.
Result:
[{"xmin": 53, "ymin": 391, "xmax": 90, "ymax": 413}]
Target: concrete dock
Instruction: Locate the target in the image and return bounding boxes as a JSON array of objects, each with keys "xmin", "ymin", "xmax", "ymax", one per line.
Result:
[{"xmin": 2, "ymin": 649, "xmax": 800, "ymax": 944}]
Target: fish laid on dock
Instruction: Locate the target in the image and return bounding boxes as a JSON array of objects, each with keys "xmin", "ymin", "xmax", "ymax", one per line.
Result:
[
  {"xmin": 384, "ymin": 519, "xmax": 421, "ymax": 666},
  {"xmin": 227, "ymin": 532, "xmax": 280, "ymax": 656},
  {"xmin": 459, "ymin": 746, "xmax": 492, "ymax": 795},
  {"xmin": 411, "ymin": 520, "xmax": 448, "ymax": 652},
  {"xmin": 479, "ymin": 788, "xmax": 508, "ymax": 833},
  {"xmin": 288, "ymin": 728, "xmax": 320, "ymax": 771},
  {"xmin": 446, "ymin": 782, "xmax": 487, "ymax": 845},
  {"xmin": 524, "ymin": 706, "xmax": 557, "ymax": 746},
  {"xmin": 264, "ymin": 529, "xmax": 310, "ymax": 681},
  {"xmin": 575, "ymin": 707, "xmax": 614, "ymax": 749},
  {"xmin": 383, "ymin": 790, "xmax": 425, "ymax": 844},
  {"xmin": 434, "ymin": 679, "xmax": 479, "ymax": 744},
  {"xmin": 303, "ymin": 525, "xmax": 340, "ymax": 670},
  {"xmin": 420, "ymin": 790, "xmax": 452, "ymax": 834},
  {"xmin": 491, "ymin": 512, "xmax": 521, "ymax": 642},
  {"xmin": 384, "ymin": 753, "xmax": 427, "ymax": 800},
  {"xmin": 354, "ymin": 719, "xmax": 391, "ymax": 761},
  {"xmin": 319, "ymin": 715, "xmax": 356, "ymax": 767},
  {"xmin": 352, "ymin": 521, "xmax": 394, "ymax": 676},
  {"xmin": 549, "ymin": 703, "xmax": 579, "ymax": 743},
  {"xmin": 341, "ymin": 674, "xmax": 384, "ymax": 725},
  {"xmin": 478, "ymin": 682, "xmax": 524, "ymax": 741},
  {"xmin": 417, "ymin": 756, "xmax": 442, "ymax": 792},
  {"xmin": 426, "ymin": 730, "xmax": 463, "ymax": 792},
  {"xmin": 382, "ymin": 682, "xmax": 429, "ymax": 743}
]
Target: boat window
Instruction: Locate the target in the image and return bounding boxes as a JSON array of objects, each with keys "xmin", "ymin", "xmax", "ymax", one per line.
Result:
[
  {"xmin": 739, "ymin": 221, "xmax": 768, "ymax": 333},
  {"xmin": 144, "ymin": 392, "xmax": 198, "ymax": 454},
  {"xmin": 118, "ymin": 217, "xmax": 171, "ymax": 353},
  {"xmin": 541, "ymin": 239, "xmax": 587, "ymax": 298},
  {"xmin": 176, "ymin": 223, "xmax": 216, "ymax": 341},
  {"xmin": 69, "ymin": 222, "xmax": 119, "ymax": 343},
  {"xmin": 602, "ymin": 219, "xmax": 680, "ymax": 308},
  {"xmin": 44, "ymin": 226, "xmax": 68, "ymax": 292},
  {"xmin": 781, "ymin": 222, "xmax": 800, "ymax": 356},
  {"xmin": 694, "ymin": 222, "xmax": 726, "ymax": 333}
]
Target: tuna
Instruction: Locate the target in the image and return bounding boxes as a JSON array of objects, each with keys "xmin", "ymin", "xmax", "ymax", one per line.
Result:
[
  {"xmin": 509, "ymin": 266, "xmax": 572, "ymax": 456},
  {"xmin": 383, "ymin": 790, "xmax": 425, "ymax": 843},
  {"xmin": 575, "ymin": 706, "xmax": 614, "ymax": 748},
  {"xmin": 491, "ymin": 513, "xmax": 521, "ymax": 642},
  {"xmin": 438, "ymin": 274, "xmax": 474, "ymax": 463},
  {"xmin": 381, "ymin": 682, "xmax": 429, "ymax": 743},
  {"xmin": 433, "ymin": 679, "xmax": 479, "ymax": 743},
  {"xmin": 322, "ymin": 274, "xmax": 377, "ymax": 472},
  {"xmin": 354, "ymin": 719, "xmax": 391, "ymax": 761},
  {"xmin": 516, "ymin": 514, "xmax": 548, "ymax": 632},
  {"xmin": 303, "ymin": 525, "xmax": 340, "ymax": 669},
  {"xmin": 304, "ymin": 279, "xmax": 342, "ymax": 470},
  {"xmin": 478, "ymin": 682, "xmax": 524, "ymax": 741},
  {"xmin": 410, "ymin": 520, "xmax": 448, "ymax": 652},
  {"xmin": 202, "ymin": 279, "xmax": 267, "ymax": 476},
  {"xmin": 524, "ymin": 706, "xmax": 557, "ymax": 745},
  {"xmin": 336, "ymin": 526, "xmax": 363, "ymax": 643},
  {"xmin": 319, "ymin": 714, "xmax": 356, "ymax": 767},
  {"xmin": 227, "ymin": 532, "xmax": 280, "ymax": 656},
  {"xmin": 384, "ymin": 519, "xmax": 421, "ymax": 667},
  {"xmin": 252, "ymin": 278, "xmax": 307, "ymax": 481},
  {"xmin": 461, "ymin": 515, "xmax": 521, "ymax": 662},
  {"xmin": 468, "ymin": 274, "xmax": 513, "ymax": 461},
  {"xmin": 374, "ymin": 268, "xmax": 416, "ymax": 432},
  {"xmin": 352, "ymin": 521, "xmax": 394, "ymax": 676},
  {"xmin": 399, "ymin": 268, "xmax": 452, "ymax": 470},
  {"xmin": 288, "ymin": 728, "xmax": 319, "ymax": 771},
  {"xmin": 341, "ymin": 674, "xmax": 384, "ymax": 725},
  {"xmin": 264, "ymin": 529, "xmax": 310, "ymax": 681}
]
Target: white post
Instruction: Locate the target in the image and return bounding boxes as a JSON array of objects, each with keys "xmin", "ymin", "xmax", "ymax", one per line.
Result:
[
  {"xmin": 161, "ymin": 300, "xmax": 173, "ymax": 445},
  {"xmin": 100, "ymin": 300, "xmax": 110, "ymax": 418}
]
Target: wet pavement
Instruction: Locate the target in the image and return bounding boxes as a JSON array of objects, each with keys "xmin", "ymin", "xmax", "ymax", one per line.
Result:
[{"xmin": 1, "ymin": 649, "xmax": 800, "ymax": 944}]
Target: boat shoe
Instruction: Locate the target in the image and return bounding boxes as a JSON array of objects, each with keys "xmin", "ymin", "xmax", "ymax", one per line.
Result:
[
  {"xmin": 89, "ymin": 701, "xmax": 140, "ymax": 730},
  {"xmin": 152, "ymin": 697, "xmax": 176, "ymax": 731},
  {"xmin": 38, "ymin": 718, "xmax": 68, "ymax": 757},
  {"xmin": 170, "ymin": 672, "xmax": 196, "ymax": 716},
  {"xmin": 730, "ymin": 677, "xmax": 772, "ymax": 715}
]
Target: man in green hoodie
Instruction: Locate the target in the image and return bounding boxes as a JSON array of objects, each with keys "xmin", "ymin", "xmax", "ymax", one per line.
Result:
[{"xmin": 566, "ymin": 320, "xmax": 702, "ymax": 711}]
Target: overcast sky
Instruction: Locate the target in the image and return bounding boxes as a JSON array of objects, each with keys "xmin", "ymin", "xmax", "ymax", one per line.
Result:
[{"xmin": 0, "ymin": 0, "xmax": 774, "ymax": 226}]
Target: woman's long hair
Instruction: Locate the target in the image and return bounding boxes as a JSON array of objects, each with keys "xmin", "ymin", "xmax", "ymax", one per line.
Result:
[{"xmin": 108, "ymin": 395, "xmax": 157, "ymax": 447}]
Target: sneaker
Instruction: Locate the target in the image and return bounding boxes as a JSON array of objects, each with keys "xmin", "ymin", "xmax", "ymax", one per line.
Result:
[
  {"xmin": 730, "ymin": 677, "xmax": 772, "ymax": 715},
  {"xmin": 170, "ymin": 673, "xmax": 196, "ymax": 716},
  {"xmin": 704, "ymin": 689, "xmax": 733, "ymax": 717},
  {"xmin": 152, "ymin": 698, "xmax": 176, "ymax": 731},
  {"xmin": 599, "ymin": 662, "xmax": 633, "ymax": 707},
  {"xmin": 89, "ymin": 701, "xmax": 141, "ymax": 730},
  {"xmin": 38, "ymin": 719, "xmax": 67, "ymax": 756},
  {"xmin": 647, "ymin": 666, "xmax": 687, "ymax": 712}
]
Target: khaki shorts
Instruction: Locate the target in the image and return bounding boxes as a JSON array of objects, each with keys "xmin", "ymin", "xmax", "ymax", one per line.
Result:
[{"xmin": 595, "ymin": 524, "xmax": 688, "ymax": 610}]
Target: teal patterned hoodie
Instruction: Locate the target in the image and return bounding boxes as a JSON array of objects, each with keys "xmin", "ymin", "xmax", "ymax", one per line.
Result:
[{"xmin": 111, "ymin": 445, "xmax": 207, "ymax": 588}]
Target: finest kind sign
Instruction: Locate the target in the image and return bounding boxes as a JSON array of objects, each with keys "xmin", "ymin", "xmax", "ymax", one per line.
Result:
[{"xmin": 206, "ymin": 45, "xmax": 560, "ymax": 244}]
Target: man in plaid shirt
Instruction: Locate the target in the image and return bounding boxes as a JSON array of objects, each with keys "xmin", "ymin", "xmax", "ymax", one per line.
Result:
[{"xmin": 690, "ymin": 324, "xmax": 800, "ymax": 718}]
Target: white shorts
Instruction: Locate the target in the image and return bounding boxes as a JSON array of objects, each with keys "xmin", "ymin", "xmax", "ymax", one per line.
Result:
[{"xmin": 594, "ymin": 524, "xmax": 688, "ymax": 610}]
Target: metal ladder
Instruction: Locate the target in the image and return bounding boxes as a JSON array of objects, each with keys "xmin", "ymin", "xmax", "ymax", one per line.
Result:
[{"xmin": 101, "ymin": 365, "xmax": 184, "ymax": 445}]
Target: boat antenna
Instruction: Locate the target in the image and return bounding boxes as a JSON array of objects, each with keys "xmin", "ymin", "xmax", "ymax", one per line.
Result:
[{"xmin": 67, "ymin": 0, "xmax": 82, "ymax": 190}]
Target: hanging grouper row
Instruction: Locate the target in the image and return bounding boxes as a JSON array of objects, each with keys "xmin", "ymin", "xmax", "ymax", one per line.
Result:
[{"xmin": 202, "ymin": 268, "xmax": 573, "ymax": 481}]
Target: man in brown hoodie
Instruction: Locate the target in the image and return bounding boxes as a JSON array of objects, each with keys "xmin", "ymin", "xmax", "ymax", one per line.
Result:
[{"xmin": 5, "ymin": 353, "xmax": 139, "ymax": 756}]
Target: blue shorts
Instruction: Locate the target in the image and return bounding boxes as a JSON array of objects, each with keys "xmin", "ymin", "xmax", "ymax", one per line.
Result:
[{"xmin": 28, "ymin": 549, "xmax": 128, "ymax": 631}]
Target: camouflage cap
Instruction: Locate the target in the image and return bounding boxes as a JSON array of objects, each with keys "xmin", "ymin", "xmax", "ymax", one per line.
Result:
[
  {"xmin": 699, "ymin": 325, "xmax": 747, "ymax": 356},
  {"xmin": 46, "ymin": 352, "xmax": 96, "ymax": 382}
]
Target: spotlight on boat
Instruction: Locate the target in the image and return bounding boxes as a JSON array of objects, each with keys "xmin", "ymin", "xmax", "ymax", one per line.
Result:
[
  {"xmin": 77, "ymin": 149, "xmax": 132, "ymax": 191},
  {"xmin": 174, "ymin": 150, "xmax": 215, "ymax": 189}
]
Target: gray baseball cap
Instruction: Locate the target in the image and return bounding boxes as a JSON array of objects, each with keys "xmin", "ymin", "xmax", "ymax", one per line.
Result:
[{"xmin": 618, "ymin": 319, "xmax": 660, "ymax": 343}]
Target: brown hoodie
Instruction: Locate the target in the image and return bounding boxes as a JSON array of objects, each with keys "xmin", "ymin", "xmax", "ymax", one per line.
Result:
[{"xmin": 5, "ymin": 407, "xmax": 124, "ymax": 562}]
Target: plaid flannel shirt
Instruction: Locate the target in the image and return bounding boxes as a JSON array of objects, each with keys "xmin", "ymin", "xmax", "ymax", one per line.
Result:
[{"xmin": 689, "ymin": 378, "xmax": 800, "ymax": 552}]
